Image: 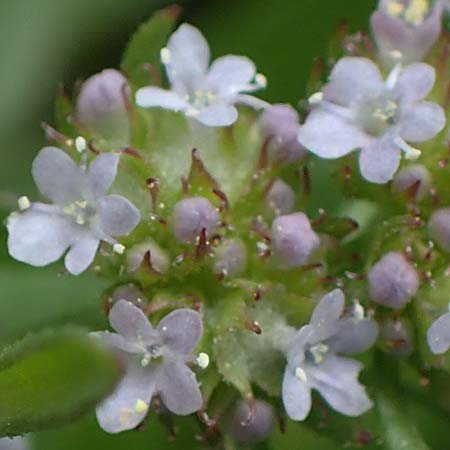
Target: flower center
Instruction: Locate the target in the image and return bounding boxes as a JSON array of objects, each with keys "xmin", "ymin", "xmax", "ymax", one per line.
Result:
[
  {"xmin": 386, "ymin": 0, "xmax": 430, "ymax": 26},
  {"xmin": 140, "ymin": 343, "xmax": 164, "ymax": 367},
  {"xmin": 186, "ymin": 90, "xmax": 217, "ymax": 112},
  {"xmin": 306, "ymin": 343, "xmax": 329, "ymax": 365},
  {"xmin": 63, "ymin": 200, "xmax": 96, "ymax": 226},
  {"xmin": 356, "ymin": 93, "xmax": 399, "ymax": 137}
]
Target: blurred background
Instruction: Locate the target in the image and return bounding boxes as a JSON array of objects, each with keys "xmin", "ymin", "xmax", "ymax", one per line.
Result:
[{"xmin": 0, "ymin": 0, "xmax": 375, "ymax": 448}]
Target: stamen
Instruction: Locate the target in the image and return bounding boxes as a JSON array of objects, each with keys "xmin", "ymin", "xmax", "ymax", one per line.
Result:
[
  {"xmin": 309, "ymin": 343, "xmax": 329, "ymax": 364},
  {"xmin": 295, "ymin": 367, "xmax": 308, "ymax": 383},
  {"xmin": 353, "ymin": 299, "xmax": 365, "ymax": 321},
  {"xmin": 395, "ymin": 137, "xmax": 421, "ymax": 160},
  {"xmin": 385, "ymin": 63, "xmax": 402, "ymax": 90},
  {"xmin": 134, "ymin": 399, "xmax": 149, "ymax": 414},
  {"xmin": 113, "ymin": 243, "xmax": 126, "ymax": 255},
  {"xmin": 17, "ymin": 196, "xmax": 31, "ymax": 211},
  {"xmin": 196, "ymin": 352, "xmax": 210, "ymax": 369},
  {"xmin": 308, "ymin": 91, "xmax": 323, "ymax": 106},
  {"xmin": 255, "ymin": 73, "xmax": 267, "ymax": 89},
  {"xmin": 75, "ymin": 136, "xmax": 87, "ymax": 153},
  {"xmin": 160, "ymin": 47, "xmax": 171, "ymax": 64}
]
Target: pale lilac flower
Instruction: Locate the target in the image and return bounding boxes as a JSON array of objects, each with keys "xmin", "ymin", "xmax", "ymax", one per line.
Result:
[
  {"xmin": 93, "ymin": 300, "xmax": 203, "ymax": 433},
  {"xmin": 282, "ymin": 289, "xmax": 377, "ymax": 420},
  {"xmin": 259, "ymin": 104, "xmax": 306, "ymax": 162},
  {"xmin": 7, "ymin": 147, "xmax": 140, "ymax": 275},
  {"xmin": 213, "ymin": 238, "xmax": 247, "ymax": 277},
  {"xmin": 298, "ymin": 57, "xmax": 445, "ymax": 183},
  {"xmin": 271, "ymin": 212, "xmax": 320, "ymax": 268},
  {"xmin": 136, "ymin": 23, "xmax": 268, "ymax": 127},
  {"xmin": 172, "ymin": 197, "xmax": 220, "ymax": 243},
  {"xmin": 392, "ymin": 164, "xmax": 431, "ymax": 201},
  {"xmin": 429, "ymin": 207, "xmax": 450, "ymax": 252},
  {"xmin": 0, "ymin": 437, "xmax": 30, "ymax": 450},
  {"xmin": 265, "ymin": 179, "xmax": 295, "ymax": 215},
  {"xmin": 427, "ymin": 310, "xmax": 450, "ymax": 354},
  {"xmin": 368, "ymin": 252, "xmax": 419, "ymax": 309},
  {"xmin": 371, "ymin": 0, "xmax": 442, "ymax": 64},
  {"xmin": 226, "ymin": 399, "xmax": 274, "ymax": 443},
  {"xmin": 77, "ymin": 69, "xmax": 131, "ymax": 144}
]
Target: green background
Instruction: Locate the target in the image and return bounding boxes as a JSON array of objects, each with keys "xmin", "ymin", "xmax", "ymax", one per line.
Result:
[{"xmin": 0, "ymin": 0, "xmax": 377, "ymax": 448}]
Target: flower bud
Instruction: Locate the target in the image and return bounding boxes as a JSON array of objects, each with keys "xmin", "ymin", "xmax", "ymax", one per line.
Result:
[
  {"xmin": 429, "ymin": 207, "xmax": 450, "ymax": 252},
  {"xmin": 76, "ymin": 69, "xmax": 130, "ymax": 144},
  {"xmin": 226, "ymin": 400, "xmax": 274, "ymax": 443},
  {"xmin": 213, "ymin": 238, "xmax": 247, "ymax": 277},
  {"xmin": 368, "ymin": 252, "xmax": 419, "ymax": 309},
  {"xmin": 265, "ymin": 179, "xmax": 295, "ymax": 215},
  {"xmin": 126, "ymin": 239, "xmax": 170, "ymax": 274},
  {"xmin": 271, "ymin": 212, "xmax": 320, "ymax": 268},
  {"xmin": 259, "ymin": 104, "xmax": 305, "ymax": 162},
  {"xmin": 381, "ymin": 318, "xmax": 413, "ymax": 358},
  {"xmin": 109, "ymin": 284, "xmax": 148, "ymax": 310},
  {"xmin": 392, "ymin": 164, "xmax": 431, "ymax": 201},
  {"xmin": 172, "ymin": 197, "xmax": 220, "ymax": 243}
]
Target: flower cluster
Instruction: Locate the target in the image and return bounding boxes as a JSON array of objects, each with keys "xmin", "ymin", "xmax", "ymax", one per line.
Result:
[{"xmin": 7, "ymin": 1, "xmax": 450, "ymax": 447}]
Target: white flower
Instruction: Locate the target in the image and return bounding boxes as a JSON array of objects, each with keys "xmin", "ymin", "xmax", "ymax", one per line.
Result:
[
  {"xmin": 7, "ymin": 147, "xmax": 140, "ymax": 275},
  {"xmin": 93, "ymin": 300, "xmax": 204, "ymax": 433},
  {"xmin": 136, "ymin": 23, "xmax": 268, "ymax": 127},
  {"xmin": 298, "ymin": 57, "xmax": 446, "ymax": 183}
]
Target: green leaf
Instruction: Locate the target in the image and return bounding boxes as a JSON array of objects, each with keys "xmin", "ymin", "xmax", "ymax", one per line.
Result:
[
  {"xmin": 120, "ymin": 6, "xmax": 179, "ymax": 89},
  {"xmin": 0, "ymin": 327, "xmax": 121, "ymax": 437}
]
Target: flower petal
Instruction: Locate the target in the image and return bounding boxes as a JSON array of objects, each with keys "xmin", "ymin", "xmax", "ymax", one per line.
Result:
[
  {"xmin": 109, "ymin": 299, "xmax": 154, "ymax": 343},
  {"xmin": 64, "ymin": 235, "xmax": 99, "ymax": 275},
  {"xmin": 96, "ymin": 363, "xmax": 155, "ymax": 433},
  {"xmin": 97, "ymin": 194, "xmax": 140, "ymax": 237},
  {"xmin": 298, "ymin": 109, "xmax": 371, "ymax": 159},
  {"xmin": 309, "ymin": 355, "xmax": 372, "ymax": 417},
  {"xmin": 235, "ymin": 94, "xmax": 270, "ymax": 110},
  {"xmin": 358, "ymin": 137, "xmax": 401, "ymax": 184},
  {"xmin": 91, "ymin": 331, "xmax": 142, "ymax": 354},
  {"xmin": 135, "ymin": 87, "xmax": 188, "ymax": 111},
  {"xmin": 399, "ymin": 101, "xmax": 445, "ymax": 142},
  {"xmin": 196, "ymin": 103, "xmax": 238, "ymax": 127},
  {"xmin": 322, "ymin": 57, "xmax": 384, "ymax": 106},
  {"xmin": 87, "ymin": 153, "xmax": 119, "ymax": 198},
  {"xmin": 331, "ymin": 318, "xmax": 379, "ymax": 355},
  {"xmin": 281, "ymin": 367, "xmax": 312, "ymax": 421},
  {"xmin": 32, "ymin": 147, "xmax": 83, "ymax": 204},
  {"xmin": 311, "ymin": 289, "xmax": 345, "ymax": 331},
  {"xmin": 206, "ymin": 55, "xmax": 256, "ymax": 96},
  {"xmin": 427, "ymin": 312, "xmax": 450, "ymax": 354},
  {"xmin": 166, "ymin": 23, "xmax": 210, "ymax": 95},
  {"xmin": 157, "ymin": 309, "xmax": 203, "ymax": 355},
  {"xmin": 7, "ymin": 205, "xmax": 73, "ymax": 267},
  {"xmin": 395, "ymin": 63, "xmax": 436, "ymax": 104},
  {"xmin": 157, "ymin": 361, "xmax": 202, "ymax": 415}
]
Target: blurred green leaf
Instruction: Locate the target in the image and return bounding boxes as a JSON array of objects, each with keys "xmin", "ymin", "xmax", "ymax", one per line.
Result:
[
  {"xmin": 121, "ymin": 6, "xmax": 179, "ymax": 89},
  {"xmin": 0, "ymin": 327, "xmax": 121, "ymax": 437}
]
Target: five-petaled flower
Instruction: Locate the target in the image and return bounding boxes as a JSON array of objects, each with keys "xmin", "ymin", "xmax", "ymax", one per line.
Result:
[
  {"xmin": 7, "ymin": 147, "xmax": 140, "ymax": 275},
  {"xmin": 136, "ymin": 23, "xmax": 268, "ymax": 127},
  {"xmin": 282, "ymin": 289, "xmax": 378, "ymax": 420},
  {"xmin": 298, "ymin": 57, "xmax": 446, "ymax": 183},
  {"xmin": 93, "ymin": 300, "xmax": 204, "ymax": 433}
]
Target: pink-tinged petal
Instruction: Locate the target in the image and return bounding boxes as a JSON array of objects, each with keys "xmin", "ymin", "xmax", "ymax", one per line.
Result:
[
  {"xmin": 395, "ymin": 64, "xmax": 436, "ymax": 104},
  {"xmin": 196, "ymin": 103, "xmax": 239, "ymax": 127},
  {"xmin": 399, "ymin": 101, "xmax": 445, "ymax": 142},
  {"xmin": 32, "ymin": 147, "xmax": 83, "ymax": 204},
  {"xmin": 87, "ymin": 153, "xmax": 119, "ymax": 198},
  {"xmin": 157, "ymin": 361, "xmax": 202, "ymax": 415},
  {"xmin": 165, "ymin": 23, "xmax": 210, "ymax": 95},
  {"xmin": 206, "ymin": 55, "xmax": 256, "ymax": 96},
  {"xmin": 298, "ymin": 109, "xmax": 371, "ymax": 159},
  {"xmin": 281, "ymin": 367, "xmax": 312, "ymax": 421},
  {"xmin": 157, "ymin": 309, "xmax": 203, "ymax": 355},
  {"xmin": 322, "ymin": 57, "xmax": 384, "ymax": 106},
  {"xmin": 109, "ymin": 300, "xmax": 154, "ymax": 342},
  {"xmin": 96, "ymin": 364, "xmax": 155, "ymax": 433},
  {"xmin": 358, "ymin": 137, "xmax": 401, "ymax": 184},
  {"xmin": 427, "ymin": 312, "xmax": 450, "ymax": 354},
  {"xmin": 64, "ymin": 235, "xmax": 99, "ymax": 275},
  {"xmin": 136, "ymin": 87, "xmax": 188, "ymax": 111},
  {"xmin": 7, "ymin": 205, "xmax": 73, "ymax": 267},
  {"xmin": 97, "ymin": 194, "xmax": 140, "ymax": 237}
]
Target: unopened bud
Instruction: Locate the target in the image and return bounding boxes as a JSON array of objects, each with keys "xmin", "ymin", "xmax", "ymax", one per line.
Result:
[
  {"xmin": 126, "ymin": 239, "xmax": 170, "ymax": 274},
  {"xmin": 172, "ymin": 197, "xmax": 220, "ymax": 243},
  {"xmin": 265, "ymin": 178, "xmax": 295, "ymax": 215},
  {"xmin": 392, "ymin": 164, "xmax": 431, "ymax": 201},
  {"xmin": 429, "ymin": 207, "xmax": 450, "ymax": 253},
  {"xmin": 109, "ymin": 284, "xmax": 148, "ymax": 310},
  {"xmin": 271, "ymin": 212, "xmax": 320, "ymax": 268},
  {"xmin": 368, "ymin": 252, "xmax": 419, "ymax": 309},
  {"xmin": 213, "ymin": 238, "xmax": 247, "ymax": 277}
]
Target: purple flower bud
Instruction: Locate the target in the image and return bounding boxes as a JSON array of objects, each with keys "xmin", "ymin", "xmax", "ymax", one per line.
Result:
[
  {"xmin": 109, "ymin": 284, "xmax": 148, "ymax": 310},
  {"xmin": 213, "ymin": 238, "xmax": 247, "ymax": 277},
  {"xmin": 392, "ymin": 164, "xmax": 431, "ymax": 201},
  {"xmin": 126, "ymin": 239, "xmax": 170, "ymax": 274},
  {"xmin": 265, "ymin": 179, "xmax": 295, "ymax": 215},
  {"xmin": 172, "ymin": 197, "xmax": 220, "ymax": 243},
  {"xmin": 368, "ymin": 252, "xmax": 419, "ymax": 309},
  {"xmin": 381, "ymin": 318, "xmax": 413, "ymax": 358},
  {"xmin": 271, "ymin": 212, "xmax": 320, "ymax": 268},
  {"xmin": 226, "ymin": 400, "xmax": 274, "ymax": 443},
  {"xmin": 76, "ymin": 69, "xmax": 130, "ymax": 143},
  {"xmin": 429, "ymin": 207, "xmax": 450, "ymax": 252},
  {"xmin": 259, "ymin": 104, "xmax": 305, "ymax": 162}
]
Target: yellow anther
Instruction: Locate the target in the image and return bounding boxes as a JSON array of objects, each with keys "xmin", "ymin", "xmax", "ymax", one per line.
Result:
[
  {"xmin": 295, "ymin": 367, "xmax": 308, "ymax": 383},
  {"xmin": 134, "ymin": 399, "xmax": 148, "ymax": 414}
]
